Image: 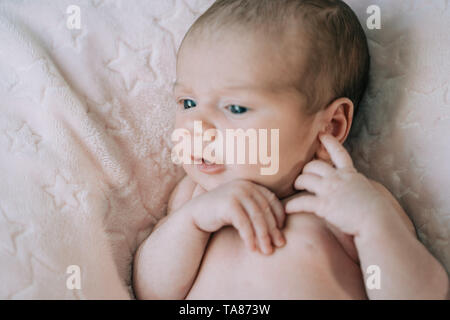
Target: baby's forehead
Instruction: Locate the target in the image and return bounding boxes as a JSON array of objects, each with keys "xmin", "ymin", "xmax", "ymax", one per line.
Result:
[{"xmin": 178, "ymin": 28, "xmax": 310, "ymax": 80}]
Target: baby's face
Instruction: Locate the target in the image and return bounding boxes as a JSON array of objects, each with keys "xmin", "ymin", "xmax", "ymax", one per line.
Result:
[{"xmin": 173, "ymin": 31, "xmax": 326, "ymax": 198}]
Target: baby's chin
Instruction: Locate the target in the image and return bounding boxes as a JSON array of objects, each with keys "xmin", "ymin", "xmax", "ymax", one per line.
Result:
[
  {"xmin": 184, "ymin": 170, "xmax": 230, "ymax": 192},
  {"xmin": 183, "ymin": 164, "xmax": 288, "ymax": 196},
  {"xmin": 183, "ymin": 163, "xmax": 247, "ymax": 190}
]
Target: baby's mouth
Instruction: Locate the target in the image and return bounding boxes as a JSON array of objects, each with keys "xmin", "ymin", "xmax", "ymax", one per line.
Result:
[
  {"xmin": 190, "ymin": 155, "xmax": 225, "ymax": 174},
  {"xmin": 191, "ymin": 155, "xmax": 215, "ymax": 164},
  {"xmin": 203, "ymin": 158, "xmax": 213, "ymax": 164}
]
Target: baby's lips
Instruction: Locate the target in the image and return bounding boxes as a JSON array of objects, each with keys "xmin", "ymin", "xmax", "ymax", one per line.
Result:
[{"xmin": 191, "ymin": 154, "xmax": 202, "ymax": 162}]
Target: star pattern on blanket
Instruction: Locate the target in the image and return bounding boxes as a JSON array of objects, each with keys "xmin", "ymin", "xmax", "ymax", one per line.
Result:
[
  {"xmin": 399, "ymin": 85, "xmax": 450, "ymax": 136},
  {"xmin": 179, "ymin": 0, "xmax": 211, "ymax": 16},
  {"xmin": 154, "ymin": 0, "xmax": 198, "ymax": 54},
  {"xmin": 0, "ymin": 65, "xmax": 19, "ymax": 93},
  {"xmin": 0, "ymin": 206, "xmax": 25, "ymax": 256},
  {"xmin": 91, "ymin": 0, "xmax": 105, "ymax": 8},
  {"xmin": 91, "ymin": 0, "xmax": 123, "ymax": 10},
  {"xmin": 10, "ymin": 254, "xmax": 77, "ymax": 299},
  {"xmin": 44, "ymin": 174, "xmax": 81, "ymax": 210},
  {"xmin": 10, "ymin": 58, "xmax": 63, "ymax": 105},
  {"xmin": 416, "ymin": 207, "xmax": 448, "ymax": 248},
  {"xmin": 86, "ymin": 97, "xmax": 125, "ymax": 133},
  {"xmin": 106, "ymin": 41, "xmax": 156, "ymax": 93},
  {"xmin": 5, "ymin": 123, "xmax": 42, "ymax": 154}
]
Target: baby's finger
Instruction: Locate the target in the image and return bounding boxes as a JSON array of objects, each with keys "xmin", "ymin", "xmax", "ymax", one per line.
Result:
[
  {"xmin": 302, "ymin": 160, "xmax": 335, "ymax": 177},
  {"xmin": 240, "ymin": 197, "xmax": 273, "ymax": 255},
  {"xmin": 294, "ymin": 173, "xmax": 323, "ymax": 194},
  {"xmin": 319, "ymin": 134, "xmax": 355, "ymax": 170},
  {"xmin": 285, "ymin": 194, "xmax": 319, "ymax": 214},
  {"xmin": 231, "ymin": 204, "xmax": 257, "ymax": 252},
  {"xmin": 254, "ymin": 184, "xmax": 286, "ymax": 229},
  {"xmin": 251, "ymin": 189, "xmax": 285, "ymax": 248}
]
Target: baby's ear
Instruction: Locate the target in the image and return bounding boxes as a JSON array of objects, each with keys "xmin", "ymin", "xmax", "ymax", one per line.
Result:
[
  {"xmin": 322, "ymin": 97, "xmax": 353, "ymax": 142},
  {"xmin": 313, "ymin": 97, "xmax": 353, "ymax": 163}
]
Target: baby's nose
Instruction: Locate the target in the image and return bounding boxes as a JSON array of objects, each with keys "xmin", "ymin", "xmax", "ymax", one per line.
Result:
[{"xmin": 191, "ymin": 120, "xmax": 216, "ymax": 137}]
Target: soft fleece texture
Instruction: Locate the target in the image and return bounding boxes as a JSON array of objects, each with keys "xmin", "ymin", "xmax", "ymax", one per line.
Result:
[{"xmin": 0, "ymin": 0, "xmax": 448, "ymax": 299}]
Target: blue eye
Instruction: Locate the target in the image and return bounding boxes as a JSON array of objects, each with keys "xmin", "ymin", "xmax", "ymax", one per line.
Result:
[
  {"xmin": 228, "ymin": 105, "xmax": 248, "ymax": 114},
  {"xmin": 182, "ymin": 99, "xmax": 197, "ymax": 109}
]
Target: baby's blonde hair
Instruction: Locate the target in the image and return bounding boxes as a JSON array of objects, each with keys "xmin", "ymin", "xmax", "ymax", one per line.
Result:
[{"xmin": 180, "ymin": 0, "xmax": 370, "ymax": 118}]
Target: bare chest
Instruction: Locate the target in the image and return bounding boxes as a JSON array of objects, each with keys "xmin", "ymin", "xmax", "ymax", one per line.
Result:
[{"xmin": 186, "ymin": 213, "xmax": 366, "ymax": 299}]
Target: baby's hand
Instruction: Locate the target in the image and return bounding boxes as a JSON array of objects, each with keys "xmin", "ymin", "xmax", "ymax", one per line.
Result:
[
  {"xmin": 187, "ymin": 180, "xmax": 286, "ymax": 255},
  {"xmin": 285, "ymin": 134, "xmax": 395, "ymax": 237}
]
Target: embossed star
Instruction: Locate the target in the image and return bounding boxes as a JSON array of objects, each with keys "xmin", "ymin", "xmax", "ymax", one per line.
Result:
[
  {"xmin": 400, "ymin": 86, "xmax": 450, "ymax": 136},
  {"xmin": 183, "ymin": 0, "xmax": 214, "ymax": 15},
  {"xmin": 0, "ymin": 64, "xmax": 19, "ymax": 92},
  {"xmin": 91, "ymin": 0, "xmax": 105, "ymax": 8},
  {"xmin": 10, "ymin": 59, "xmax": 63, "ymax": 104},
  {"xmin": 154, "ymin": 0, "xmax": 198, "ymax": 53},
  {"xmin": 106, "ymin": 41, "xmax": 156, "ymax": 92},
  {"xmin": 10, "ymin": 254, "xmax": 69, "ymax": 299},
  {"xmin": 44, "ymin": 174, "xmax": 81, "ymax": 210},
  {"xmin": 6, "ymin": 123, "xmax": 42, "ymax": 153},
  {"xmin": 0, "ymin": 206, "xmax": 25, "ymax": 255},
  {"xmin": 86, "ymin": 97, "xmax": 125, "ymax": 133}
]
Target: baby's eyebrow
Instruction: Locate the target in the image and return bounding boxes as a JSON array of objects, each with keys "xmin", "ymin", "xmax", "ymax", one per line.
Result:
[
  {"xmin": 221, "ymin": 83, "xmax": 288, "ymax": 95},
  {"xmin": 172, "ymin": 81, "xmax": 291, "ymax": 96},
  {"xmin": 222, "ymin": 84, "xmax": 261, "ymax": 91},
  {"xmin": 172, "ymin": 81, "xmax": 197, "ymax": 95},
  {"xmin": 172, "ymin": 82, "xmax": 264, "ymax": 95},
  {"xmin": 173, "ymin": 80, "xmax": 192, "ymax": 91},
  {"xmin": 172, "ymin": 81, "xmax": 181, "ymax": 92}
]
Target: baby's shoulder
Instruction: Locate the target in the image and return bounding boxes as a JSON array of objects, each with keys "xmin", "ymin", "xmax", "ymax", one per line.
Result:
[{"xmin": 167, "ymin": 175, "xmax": 198, "ymax": 214}]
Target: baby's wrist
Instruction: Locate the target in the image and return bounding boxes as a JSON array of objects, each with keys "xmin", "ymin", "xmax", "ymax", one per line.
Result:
[
  {"xmin": 355, "ymin": 207, "xmax": 403, "ymax": 245},
  {"xmin": 181, "ymin": 200, "xmax": 212, "ymax": 236}
]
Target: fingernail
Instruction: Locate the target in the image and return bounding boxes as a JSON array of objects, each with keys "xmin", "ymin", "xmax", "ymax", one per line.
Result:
[
  {"xmin": 273, "ymin": 233, "xmax": 281, "ymax": 246},
  {"xmin": 278, "ymin": 233, "xmax": 286, "ymax": 246},
  {"xmin": 275, "ymin": 234, "xmax": 285, "ymax": 247},
  {"xmin": 262, "ymin": 245, "xmax": 268, "ymax": 254}
]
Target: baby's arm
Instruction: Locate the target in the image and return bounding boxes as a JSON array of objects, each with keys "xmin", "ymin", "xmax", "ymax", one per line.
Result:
[
  {"xmin": 133, "ymin": 177, "xmax": 286, "ymax": 299},
  {"xmin": 133, "ymin": 175, "xmax": 210, "ymax": 300},
  {"xmin": 285, "ymin": 135, "xmax": 449, "ymax": 299},
  {"xmin": 355, "ymin": 181, "xmax": 449, "ymax": 299}
]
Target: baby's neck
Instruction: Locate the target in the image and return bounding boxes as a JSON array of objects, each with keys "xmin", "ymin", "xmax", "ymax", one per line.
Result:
[{"xmin": 276, "ymin": 183, "xmax": 297, "ymax": 202}]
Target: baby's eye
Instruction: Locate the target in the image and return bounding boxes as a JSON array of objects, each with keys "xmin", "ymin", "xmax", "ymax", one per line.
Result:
[
  {"xmin": 227, "ymin": 104, "xmax": 248, "ymax": 114},
  {"xmin": 181, "ymin": 99, "xmax": 197, "ymax": 109}
]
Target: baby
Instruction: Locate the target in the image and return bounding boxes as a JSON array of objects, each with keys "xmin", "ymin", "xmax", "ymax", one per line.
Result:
[{"xmin": 133, "ymin": 0, "xmax": 449, "ymax": 299}]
